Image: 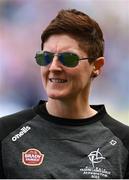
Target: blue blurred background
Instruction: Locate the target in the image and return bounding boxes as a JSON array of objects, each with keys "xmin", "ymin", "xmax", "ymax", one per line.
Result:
[{"xmin": 0, "ymin": 0, "xmax": 129, "ymax": 125}]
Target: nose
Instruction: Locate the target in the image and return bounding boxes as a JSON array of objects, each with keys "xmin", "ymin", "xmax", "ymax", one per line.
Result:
[{"xmin": 49, "ymin": 56, "xmax": 63, "ymax": 72}]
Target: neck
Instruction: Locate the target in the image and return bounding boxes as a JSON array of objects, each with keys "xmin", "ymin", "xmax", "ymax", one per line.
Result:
[{"xmin": 46, "ymin": 98, "xmax": 97, "ymax": 119}]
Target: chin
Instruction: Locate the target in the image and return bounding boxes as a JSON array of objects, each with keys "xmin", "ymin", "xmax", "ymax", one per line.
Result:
[
  {"xmin": 48, "ymin": 94, "xmax": 64, "ymax": 100},
  {"xmin": 47, "ymin": 92, "xmax": 68, "ymax": 100},
  {"xmin": 46, "ymin": 88, "xmax": 72, "ymax": 100}
]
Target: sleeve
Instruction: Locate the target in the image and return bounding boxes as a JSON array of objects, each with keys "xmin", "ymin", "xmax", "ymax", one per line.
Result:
[
  {"xmin": 124, "ymin": 154, "xmax": 129, "ymax": 178},
  {"xmin": 101, "ymin": 113, "xmax": 129, "ymax": 179},
  {"xmin": 0, "ymin": 108, "xmax": 36, "ymax": 178},
  {"xmin": 0, "ymin": 142, "xmax": 6, "ymax": 178}
]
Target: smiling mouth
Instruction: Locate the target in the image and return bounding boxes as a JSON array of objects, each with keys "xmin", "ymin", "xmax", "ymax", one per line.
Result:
[{"xmin": 49, "ymin": 78, "xmax": 67, "ymax": 83}]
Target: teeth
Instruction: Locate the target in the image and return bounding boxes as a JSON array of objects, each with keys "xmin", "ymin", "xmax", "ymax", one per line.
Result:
[{"xmin": 49, "ymin": 78, "xmax": 67, "ymax": 83}]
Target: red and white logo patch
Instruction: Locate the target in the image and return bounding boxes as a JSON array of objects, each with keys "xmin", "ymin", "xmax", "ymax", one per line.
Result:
[{"xmin": 22, "ymin": 148, "xmax": 44, "ymax": 166}]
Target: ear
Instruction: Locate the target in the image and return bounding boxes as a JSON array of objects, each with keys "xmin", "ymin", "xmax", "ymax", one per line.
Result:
[{"xmin": 92, "ymin": 57, "xmax": 105, "ymax": 78}]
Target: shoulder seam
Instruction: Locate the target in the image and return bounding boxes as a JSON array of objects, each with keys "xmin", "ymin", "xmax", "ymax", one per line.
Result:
[
  {"xmin": 100, "ymin": 114, "xmax": 129, "ymax": 151},
  {"xmin": 0, "ymin": 108, "xmax": 37, "ymax": 141}
]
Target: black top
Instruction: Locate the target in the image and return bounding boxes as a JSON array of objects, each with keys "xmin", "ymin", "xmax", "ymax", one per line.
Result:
[{"xmin": 0, "ymin": 100, "xmax": 129, "ymax": 179}]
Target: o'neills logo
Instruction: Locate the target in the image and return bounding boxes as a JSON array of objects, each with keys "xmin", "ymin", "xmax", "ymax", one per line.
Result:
[
  {"xmin": 22, "ymin": 148, "xmax": 44, "ymax": 166},
  {"xmin": 12, "ymin": 126, "xmax": 31, "ymax": 141}
]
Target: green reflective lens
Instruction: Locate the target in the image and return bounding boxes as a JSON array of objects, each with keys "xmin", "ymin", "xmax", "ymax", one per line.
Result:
[
  {"xmin": 35, "ymin": 53, "xmax": 44, "ymax": 66},
  {"xmin": 60, "ymin": 53, "xmax": 79, "ymax": 67},
  {"xmin": 35, "ymin": 51, "xmax": 88, "ymax": 67},
  {"xmin": 35, "ymin": 52, "xmax": 53, "ymax": 66}
]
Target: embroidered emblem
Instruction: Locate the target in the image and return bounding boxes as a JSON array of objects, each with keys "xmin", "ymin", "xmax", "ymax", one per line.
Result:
[
  {"xmin": 88, "ymin": 148, "xmax": 105, "ymax": 167},
  {"xmin": 110, "ymin": 139, "xmax": 117, "ymax": 146},
  {"xmin": 22, "ymin": 148, "xmax": 44, "ymax": 166},
  {"xmin": 80, "ymin": 148, "xmax": 110, "ymax": 178}
]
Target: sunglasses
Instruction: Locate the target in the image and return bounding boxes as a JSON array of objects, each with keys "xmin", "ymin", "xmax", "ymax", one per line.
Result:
[{"xmin": 35, "ymin": 51, "xmax": 95, "ymax": 68}]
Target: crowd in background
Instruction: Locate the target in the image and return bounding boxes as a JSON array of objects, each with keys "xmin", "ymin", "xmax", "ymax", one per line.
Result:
[{"xmin": 0, "ymin": 0, "xmax": 129, "ymax": 125}]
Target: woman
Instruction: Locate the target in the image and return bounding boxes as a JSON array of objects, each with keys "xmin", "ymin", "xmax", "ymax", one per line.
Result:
[{"xmin": 0, "ymin": 9, "xmax": 129, "ymax": 179}]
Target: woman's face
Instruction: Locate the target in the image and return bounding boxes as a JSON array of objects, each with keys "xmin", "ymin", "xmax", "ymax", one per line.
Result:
[{"xmin": 41, "ymin": 34, "xmax": 95, "ymax": 101}]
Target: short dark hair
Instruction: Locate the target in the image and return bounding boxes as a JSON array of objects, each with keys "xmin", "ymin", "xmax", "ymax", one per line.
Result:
[{"xmin": 41, "ymin": 9, "xmax": 104, "ymax": 61}]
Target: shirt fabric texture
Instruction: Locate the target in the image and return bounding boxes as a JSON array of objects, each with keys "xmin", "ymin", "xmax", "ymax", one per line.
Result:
[{"xmin": 0, "ymin": 100, "xmax": 129, "ymax": 179}]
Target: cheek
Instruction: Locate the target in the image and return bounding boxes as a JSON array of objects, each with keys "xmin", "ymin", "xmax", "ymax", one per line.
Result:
[
  {"xmin": 74, "ymin": 67, "xmax": 92, "ymax": 85},
  {"xmin": 40, "ymin": 68, "xmax": 48, "ymax": 85},
  {"xmin": 73, "ymin": 65, "xmax": 91, "ymax": 79}
]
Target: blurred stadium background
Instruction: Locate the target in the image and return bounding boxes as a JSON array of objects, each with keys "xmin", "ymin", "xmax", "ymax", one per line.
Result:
[{"xmin": 0, "ymin": 0, "xmax": 129, "ymax": 125}]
